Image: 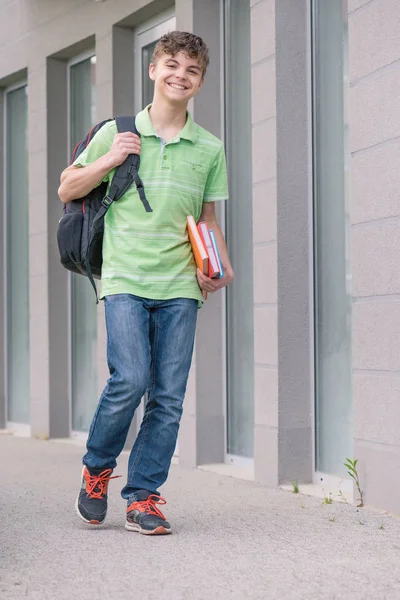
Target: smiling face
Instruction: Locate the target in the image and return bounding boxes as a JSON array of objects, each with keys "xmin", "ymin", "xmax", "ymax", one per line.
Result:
[{"xmin": 149, "ymin": 51, "xmax": 204, "ymax": 106}]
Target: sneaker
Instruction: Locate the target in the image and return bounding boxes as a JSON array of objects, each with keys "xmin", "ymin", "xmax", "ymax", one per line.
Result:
[
  {"xmin": 125, "ymin": 490, "xmax": 172, "ymax": 535},
  {"xmin": 76, "ymin": 466, "xmax": 119, "ymax": 525}
]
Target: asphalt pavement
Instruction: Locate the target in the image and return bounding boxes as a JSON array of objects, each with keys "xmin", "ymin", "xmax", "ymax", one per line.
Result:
[{"xmin": 1, "ymin": 434, "xmax": 400, "ymax": 600}]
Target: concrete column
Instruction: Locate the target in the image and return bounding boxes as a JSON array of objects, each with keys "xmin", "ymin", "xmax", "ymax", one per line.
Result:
[
  {"xmin": 251, "ymin": 0, "xmax": 279, "ymax": 485},
  {"xmin": 46, "ymin": 57, "xmax": 70, "ymax": 438},
  {"xmin": 112, "ymin": 25, "xmax": 134, "ymax": 117},
  {"xmin": 0, "ymin": 90, "xmax": 5, "ymax": 428},
  {"xmin": 253, "ymin": 0, "xmax": 313, "ymax": 486},
  {"xmin": 29, "ymin": 55, "xmax": 72, "ymax": 439},
  {"xmin": 29, "ymin": 59, "xmax": 51, "ymax": 439},
  {"xmin": 275, "ymin": 0, "xmax": 313, "ymax": 484}
]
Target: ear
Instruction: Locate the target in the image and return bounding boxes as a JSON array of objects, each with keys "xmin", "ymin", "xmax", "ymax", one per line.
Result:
[{"xmin": 149, "ymin": 62, "xmax": 156, "ymax": 81}]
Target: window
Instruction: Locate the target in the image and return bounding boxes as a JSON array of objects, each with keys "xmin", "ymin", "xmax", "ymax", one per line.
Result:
[
  {"xmin": 68, "ymin": 54, "xmax": 98, "ymax": 432},
  {"xmin": 133, "ymin": 11, "xmax": 175, "ymax": 112},
  {"xmin": 224, "ymin": 0, "xmax": 254, "ymax": 459},
  {"xmin": 141, "ymin": 40, "xmax": 158, "ymax": 107},
  {"xmin": 5, "ymin": 84, "xmax": 29, "ymax": 424},
  {"xmin": 312, "ymin": 0, "xmax": 352, "ymax": 476}
]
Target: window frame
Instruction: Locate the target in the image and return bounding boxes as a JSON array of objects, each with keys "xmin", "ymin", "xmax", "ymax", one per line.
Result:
[
  {"xmin": 133, "ymin": 9, "xmax": 175, "ymax": 113},
  {"xmin": 3, "ymin": 79, "xmax": 29, "ymax": 433},
  {"xmin": 222, "ymin": 0, "xmax": 254, "ymax": 467}
]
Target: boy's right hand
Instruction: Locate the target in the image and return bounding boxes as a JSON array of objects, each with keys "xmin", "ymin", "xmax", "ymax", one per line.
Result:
[{"xmin": 107, "ymin": 132, "xmax": 141, "ymax": 168}]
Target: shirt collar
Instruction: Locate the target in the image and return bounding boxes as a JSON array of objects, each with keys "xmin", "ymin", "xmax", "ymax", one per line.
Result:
[
  {"xmin": 135, "ymin": 104, "xmax": 198, "ymax": 143},
  {"xmin": 178, "ymin": 111, "xmax": 198, "ymax": 143}
]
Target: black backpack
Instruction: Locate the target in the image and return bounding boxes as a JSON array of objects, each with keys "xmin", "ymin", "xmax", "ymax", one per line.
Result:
[{"xmin": 57, "ymin": 116, "xmax": 152, "ymax": 301}]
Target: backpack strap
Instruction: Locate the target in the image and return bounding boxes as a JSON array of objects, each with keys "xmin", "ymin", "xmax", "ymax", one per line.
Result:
[
  {"xmin": 86, "ymin": 115, "xmax": 152, "ymax": 302},
  {"xmin": 111, "ymin": 116, "xmax": 152, "ymax": 213}
]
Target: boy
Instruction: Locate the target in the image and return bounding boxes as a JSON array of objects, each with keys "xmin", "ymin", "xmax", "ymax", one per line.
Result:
[{"xmin": 58, "ymin": 31, "xmax": 233, "ymax": 535}]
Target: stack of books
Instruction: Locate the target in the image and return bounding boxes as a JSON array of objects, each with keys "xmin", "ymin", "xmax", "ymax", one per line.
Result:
[{"xmin": 187, "ymin": 215, "xmax": 224, "ymax": 299}]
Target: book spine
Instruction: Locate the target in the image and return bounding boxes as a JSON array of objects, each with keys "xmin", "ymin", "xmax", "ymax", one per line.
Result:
[
  {"xmin": 209, "ymin": 229, "xmax": 224, "ymax": 279},
  {"xmin": 187, "ymin": 215, "xmax": 209, "ymax": 274},
  {"xmin": 198, "ymin": 222, "xmax": 220, "ymax": 278},
  {"xmin": 187, "ymin": 215, "xmax": 209, "ymax": 300}
]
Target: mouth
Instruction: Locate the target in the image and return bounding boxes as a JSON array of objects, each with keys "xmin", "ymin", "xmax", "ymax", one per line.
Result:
[{"xmin": 167, "ymin": 82, "xmax": 188, "ymax": 91}]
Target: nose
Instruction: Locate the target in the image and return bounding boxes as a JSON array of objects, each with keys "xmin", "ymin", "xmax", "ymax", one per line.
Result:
[{"xmin": 175, "ymin": 67, "xmax": 187, "ymax": 80}]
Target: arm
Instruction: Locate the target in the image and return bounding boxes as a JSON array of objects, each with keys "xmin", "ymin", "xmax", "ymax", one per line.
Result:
[
  {"xmin": 196, "ymin": 202, "xmax": 234, "ymax": 294},
  {"xmin": 58, "ymin": 132, "xmax": 141, "ymax": 204},
  {"xmin": 58, "ymin": 155, "xmax": 115, "ymax": 204}
]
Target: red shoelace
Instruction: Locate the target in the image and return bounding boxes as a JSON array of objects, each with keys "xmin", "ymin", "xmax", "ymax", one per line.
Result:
[
  {"xmin": 84, "ymin": 468, "xmax": 120, "ymax": 499},
  {"xmin": 127, "ymin": 495, "xmax": 167, "ymax": 520}
]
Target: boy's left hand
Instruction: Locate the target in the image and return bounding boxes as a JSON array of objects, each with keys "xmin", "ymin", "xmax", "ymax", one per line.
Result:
[{"xmin": 196, "ymin": 268, "xmax": 234, "ymax": 294}]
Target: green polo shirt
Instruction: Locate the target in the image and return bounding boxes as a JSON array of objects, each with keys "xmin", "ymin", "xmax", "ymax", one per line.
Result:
[{"xmin": 74, "ymin": 106, "xmax": 229, "ymax": 303}]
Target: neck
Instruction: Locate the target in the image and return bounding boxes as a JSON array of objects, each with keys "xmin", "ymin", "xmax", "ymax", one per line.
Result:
[{"xmin": 149, "ymin": 96, "xmax": 188, "ymax": 135}]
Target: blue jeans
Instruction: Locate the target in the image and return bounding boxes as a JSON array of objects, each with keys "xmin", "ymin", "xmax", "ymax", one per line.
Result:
[{"xmin": 83, "ymin": 294, "xmax": 198, "ymax": 502}]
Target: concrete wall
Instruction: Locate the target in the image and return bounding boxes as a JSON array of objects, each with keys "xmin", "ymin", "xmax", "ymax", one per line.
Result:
[{"xmin": 349, "ymin": 0, "xmax": 400, "ymax": 514}]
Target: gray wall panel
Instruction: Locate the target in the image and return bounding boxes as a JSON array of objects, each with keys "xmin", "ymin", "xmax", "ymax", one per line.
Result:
[
  {"xmin": 354, "ymin": 440, "xmax": 400, "ymax": 516},
  {"xmin": 350, "ymin": 0, "xmax": 400, "ymax": 511},
  {"xmin": 47, "ymin": 57, "xmax": 70, "ymax": 438},
  {"xmin": 251, "ymin": 0, "xmax": 278, "ymax": 485},
  {"xmin": 276, "ymin": 0, "xmax": 312, "ymax": 483},
  {"xmin": 349, "ymin": 0, "xmax": 400, "ymax": 82},
  {"xmin": 112, "ymin": 26, "xmax": 135, "ymax": 117},
  {"xmin": 0, "ymin": 90, "xmax": 5, "ymax": 428}
]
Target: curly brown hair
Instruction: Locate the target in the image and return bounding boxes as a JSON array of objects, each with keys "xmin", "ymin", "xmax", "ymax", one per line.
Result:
[{"xmin": 151, "ymin": 31, "xmax": 210, "ymax": 77}]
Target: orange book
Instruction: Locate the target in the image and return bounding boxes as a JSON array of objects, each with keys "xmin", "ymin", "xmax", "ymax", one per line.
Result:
[{"xmin": 187, "ymin": 215, "xmax": 209, "ymax": 299}]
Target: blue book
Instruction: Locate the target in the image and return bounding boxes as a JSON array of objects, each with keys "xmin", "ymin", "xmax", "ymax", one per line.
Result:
[{"xmin": 209, "ymin": 229, "xmax": 224, "ymax": 279}]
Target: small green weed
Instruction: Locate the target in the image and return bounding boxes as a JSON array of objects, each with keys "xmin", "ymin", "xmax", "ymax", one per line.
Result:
[
  {"xmin": 322, "ymin": 494, "xmax": 333, "ymax": 505},
  {"xmin": 344, "ymin": 458, "xmax": 364, "ymax": 507},
  {"xmin": 292, "ymin": 481, "xmax": 300, "ymax": 494},
  {"xmin": 328, "ymin": 515, "xmax": 336, "ymax": 522},
  {"xmin": 338, "ymin": 490, "xmax": 347, "ymax": 503}
]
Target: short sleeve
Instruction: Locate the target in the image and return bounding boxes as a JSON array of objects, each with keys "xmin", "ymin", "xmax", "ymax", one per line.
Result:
[
  {"xmin": 203, "ymin": 145, "xmax": 229, "ymax": 203},
  {"xmin": 73, "ymin": 121, "xmax": 117, "ymax": 183}
]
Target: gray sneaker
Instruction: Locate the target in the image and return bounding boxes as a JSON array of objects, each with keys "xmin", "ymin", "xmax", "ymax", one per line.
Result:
[
  {"xmin": 76, "ymin": 466, "xmax": 118, "ymax": 525},
  {"xmin": 125, "ymin": 490, "xmax": 172, "ymax": 535}
]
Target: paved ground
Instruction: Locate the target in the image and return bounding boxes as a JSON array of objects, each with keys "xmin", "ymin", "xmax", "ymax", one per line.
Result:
[{"xmin": 1, "ymin": 435, "xmax": 400, "ymax": 600}]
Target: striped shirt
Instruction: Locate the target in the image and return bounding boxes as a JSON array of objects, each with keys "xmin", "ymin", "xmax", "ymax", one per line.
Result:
[{"xmin": 74, "ymin": 105, "xmax": 228, "ymax": 303}]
